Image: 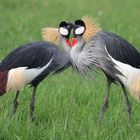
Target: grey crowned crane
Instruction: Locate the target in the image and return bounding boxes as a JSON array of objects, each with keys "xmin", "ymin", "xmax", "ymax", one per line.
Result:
[
  {"xmin": 42, "ymin": 16, "xmax": 140, "ymax": 120},
  {"xmin": 0, "ymin": 40, "xmax": 71, "ymax": 118}
]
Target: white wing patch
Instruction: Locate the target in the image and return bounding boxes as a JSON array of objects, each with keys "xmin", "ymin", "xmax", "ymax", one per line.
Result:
[
  {"xmin": 6, "ymin": 58, "xmax": 53, "ymax": 92},
  {"xmin": 105, "ymin": 47, "xmax": 140, "ymax": 86},
  {"xmin": 108, "ymin": 53, "xmax": 140, "ymax": 100},
  {"xmin": 104, "ymin": 46, "xmax": 140, "ymax": 100}
]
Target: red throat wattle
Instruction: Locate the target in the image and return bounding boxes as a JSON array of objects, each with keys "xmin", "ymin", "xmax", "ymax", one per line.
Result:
[
  {"xmin": 66, "ymin": 38, "xmax": 78, "ymax": 47},
  {"xmin": 66, "ymin": 39, "xmax": 71, "ymax": 47},
  {"xmin": 71, "ymin": 38, "xmax": 78, "ymax": 47}
]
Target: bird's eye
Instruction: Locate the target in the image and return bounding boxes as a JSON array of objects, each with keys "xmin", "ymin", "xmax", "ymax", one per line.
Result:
[
  {"xmin": 59, "ymin": 27, "xmax": 69, "ymax": 36},
  {"xmin": 75, "ymin": 26, "xmax": 85, "ymax": 35}
]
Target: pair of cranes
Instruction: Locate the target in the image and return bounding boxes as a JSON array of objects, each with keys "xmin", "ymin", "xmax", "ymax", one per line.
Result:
[{"xmin": 0, "ymin": 16, "xmax": 140, "ymax": 120}]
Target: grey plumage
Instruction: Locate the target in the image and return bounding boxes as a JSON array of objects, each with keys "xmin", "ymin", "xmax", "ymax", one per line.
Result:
[
  {"xmin": 70, "ymin": 32, "xmax": 123, "ymax": 82},
  {"xmin": 62, "ymin": 19, "xmax": 140, "ymax": 120},
  {"xmin": 47, "ymin": 49, "xmax": 70, "ymax": 74},
  {"xmin": 42, "ymin": 19, "xmax": 140, "ymax": 120},
  {"xmin": 0, "ymin": 41, "xmax": 70, "ymax": 118}
]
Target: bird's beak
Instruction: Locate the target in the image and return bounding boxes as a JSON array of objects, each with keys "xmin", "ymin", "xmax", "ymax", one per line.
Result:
[
  {"xmin": 70, "ymin": 24, "xmax": 78, "ymax": 47},
  {"xmin": 65, "ymin": 23, "xmax": 78, "ymax": 47}
]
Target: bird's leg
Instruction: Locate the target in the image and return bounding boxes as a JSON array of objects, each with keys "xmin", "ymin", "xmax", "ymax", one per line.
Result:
[
  {"xmin": 30, "ymin": 86, "xmax": 37, "ymax": 120},
  {"xmin": 99, "ymin": 78, "xmax": 112, "ymax": 121},
  {"xmin": 121, "ymin": 84, "xmax": 131, "ymax": 120},
  {"xmin": 13, "ymin": 91, "xmax": 19, "ymax": 115}
]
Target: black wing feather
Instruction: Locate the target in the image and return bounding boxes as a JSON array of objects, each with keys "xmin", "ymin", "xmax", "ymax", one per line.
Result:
[
  {"xmin": 97, "ymin": 31, "xmax": 140, "ymax": 68},
  {"xmin": 0, "ymin": 42, "xmax": 59, "ymax": 71},
  {"xmin": 0, "ymin": 42, "xmax": 70, "ymax": 86}
]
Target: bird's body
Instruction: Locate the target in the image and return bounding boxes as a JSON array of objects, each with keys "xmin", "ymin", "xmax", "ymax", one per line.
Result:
[
  {"xmin": 42, "ymin": 17, "xmax": 140, "ymax": 120},
  {"xmin": 68, "ymin": 18, "xmax": 140, "ymax": 120},
  {"xmin": 0, "ymin": 41, "xmax": 70, "ymax": 117},
  {"xmin": 70, "ymin": 31, "xmax": 140, "ymax": 99}
]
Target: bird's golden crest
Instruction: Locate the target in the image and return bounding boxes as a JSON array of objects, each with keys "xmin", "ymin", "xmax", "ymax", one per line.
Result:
[
  {"xmin": 41, "ymin": 16, "xmax": 101, "ymax": 44},
  {"xmin": 41, "ymin": 27, "xmax": 60, "ymax": 45},
  {"xmin": 82, "ymin": 16, "xmax": 101, "ymax": 42}
]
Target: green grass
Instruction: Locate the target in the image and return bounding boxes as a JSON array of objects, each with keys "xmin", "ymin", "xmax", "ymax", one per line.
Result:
[{"xmin": 0, "ymin": 0, "xmax": 140, "ymax": 139}]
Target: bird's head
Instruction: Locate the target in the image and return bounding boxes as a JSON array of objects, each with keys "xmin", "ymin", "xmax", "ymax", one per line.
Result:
[
  {"xmin": 70, "ymin": 16, "xmax": 101, "ymax": 48},
  {"xmin": 41, "ymin": 20, "xmax": 73, "ymax": 53},
  {"xmin": 41, "ymin": 20, "xmax": 72, "ymax": 45},
  {"xmin": 59, "ymin": 21, "xmax": 73, "ymax": 47},
  {"xmin": 71, "ymin": 20, "xmax": 86, "ymax": 47}
]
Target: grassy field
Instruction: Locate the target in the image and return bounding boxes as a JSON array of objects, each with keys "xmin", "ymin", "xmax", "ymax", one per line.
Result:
[{"xmin": 0, "ymin": 0, "xmax": 140, "ymax": 139}]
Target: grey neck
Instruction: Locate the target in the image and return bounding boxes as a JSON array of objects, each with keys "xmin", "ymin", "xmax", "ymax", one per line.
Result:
[
  {"xmin": 60, "ymin": 36, "xmax": 71, "ymax": 54},
  {"xmin": 70, "ymin": 36, "xmax": 85, "ymax": 57}
]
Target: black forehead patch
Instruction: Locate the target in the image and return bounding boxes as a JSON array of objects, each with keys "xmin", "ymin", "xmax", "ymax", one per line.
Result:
[
  {"xmin": 59, "ymin": 21, "xmax": 68, "ymax": 27},
  {"xmin": 75, "ymin": 20, "xmax": 85, "ymax": 26}
]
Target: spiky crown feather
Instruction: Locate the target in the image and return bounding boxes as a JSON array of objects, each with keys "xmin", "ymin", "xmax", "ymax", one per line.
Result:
[
  {"xmin": 41, "ymin": 28, "xmax": 60, "ymax": 45},
  {"xmin": 41, "ymin": 16, "xmax": 102, "ymax": 44},
  {"xmin": 82, "ymin": 16, "xmax": 101, "ymax": 42}
]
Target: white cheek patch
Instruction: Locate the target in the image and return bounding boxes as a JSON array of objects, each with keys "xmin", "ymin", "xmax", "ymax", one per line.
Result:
[
  {"xmin": 75, "ymin": 26, "xmax": 85, "ymax": 35},
  {"xmin": 59, "ymin": 27, "xmax": 69, "ymax": 36}
]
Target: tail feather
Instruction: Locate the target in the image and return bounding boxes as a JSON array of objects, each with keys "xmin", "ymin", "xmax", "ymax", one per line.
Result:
[
  {"xmin": 109, "ymin": 53, "xmax": 140, "ymax": 101},
  {"xmin": 0, "ymin": 71, "xmax": 8, "ymax": 96},
  {"xmin": 128, "ymin": 74, "xmax": 140, "ymax": 100}
]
